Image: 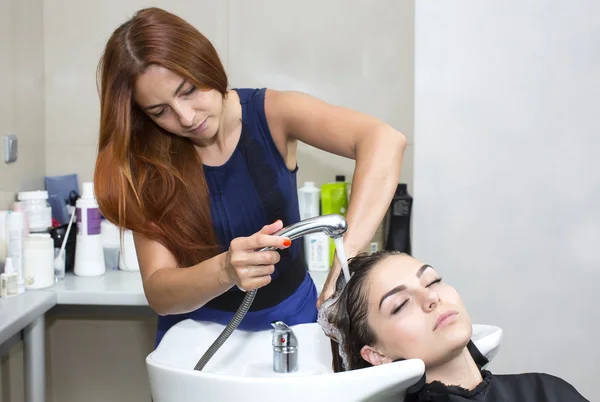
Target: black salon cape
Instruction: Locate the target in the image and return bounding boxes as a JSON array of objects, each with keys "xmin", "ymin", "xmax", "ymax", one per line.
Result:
[
  {"xmin": 402, "ymin": 342, "xmax": 589, "ymax": 402},
  {"xmin": 404, "ymin": 369, "xmax": 589, "ymax": 402}
]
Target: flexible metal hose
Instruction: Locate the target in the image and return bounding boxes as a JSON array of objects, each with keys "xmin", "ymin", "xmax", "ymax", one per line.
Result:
[
  {"xmin": 193, "ymin": 214, "xmax": 348, "ymax": 371},
  {"xmin": 193, "ymin": 288, "xmax": 257, "ymax": 371}
]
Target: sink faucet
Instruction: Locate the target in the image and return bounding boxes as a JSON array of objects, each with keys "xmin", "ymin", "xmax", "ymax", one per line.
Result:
[
  {"xmin": 194, "ymin": 214, "xmax": 348, "ymax": 372},
  {"xmin": 271, "ymin": 321, "xmax": 298, "ymax": 373}
]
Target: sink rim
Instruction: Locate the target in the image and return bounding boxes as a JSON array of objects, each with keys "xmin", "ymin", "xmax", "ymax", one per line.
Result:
[
  {"xmin": 146, "ymin": 321, "xmax": 502, "ymax": 382},
  {"xmin": 146, "ymin": 351, "xmax": 426, "ymax": 383}
]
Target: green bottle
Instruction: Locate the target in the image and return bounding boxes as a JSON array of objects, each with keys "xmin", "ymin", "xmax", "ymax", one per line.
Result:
[{"xmin": 320, "ymin": 175, "xmax": 348, "ymax": 265}]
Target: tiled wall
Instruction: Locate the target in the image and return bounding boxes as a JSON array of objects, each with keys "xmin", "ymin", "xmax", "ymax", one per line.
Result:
[{"xmin": 2, "ymin": 1, "xmax": 414, "ymax": 401}]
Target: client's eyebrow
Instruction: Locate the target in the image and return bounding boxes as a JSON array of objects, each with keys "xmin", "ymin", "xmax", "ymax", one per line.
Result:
[
  {"xmin": 379, "ymin": 285, "xmax": 406, "ymax": 309},
  {"xmin": 378, "ymin": 264, "xmax": 433, "ymax": 310},
  {"xmin": 416, "ymin": 264, "xmax": 432, "ymax": 278}
]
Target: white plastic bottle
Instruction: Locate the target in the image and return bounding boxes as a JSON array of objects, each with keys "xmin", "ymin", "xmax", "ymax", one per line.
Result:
[
  {"xmin": 100, "ymin": 219, "xmax": 121, "ymax": 271},
  {"xmin": 297, "ymin": 182, "xmax": 330, "ymax": 272},
  {"xmin": 0, "ymin": 257, "xmax": 18, "ymax": 297},
  {"xmin": 0, "ymin": 211, "xmax": 8, "ymax": 265},
  {"xmin": 304, "ymin": 234, "xmax": 330, "ymax": 272},
  {"xmin": 298, "ymin": 182, "xmax": 320, "ymax": 220},
  {"xmin": 74, "ymin": 182, "xmax": 106, "ymax": 276},
  {"xmin": 6, "ymin": 210, "xmax": 25, "ymax": 293}
]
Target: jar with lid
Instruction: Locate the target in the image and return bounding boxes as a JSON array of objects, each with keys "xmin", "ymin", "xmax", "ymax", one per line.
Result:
[{"xmin": 17, "ymin": 191, "xmax": 52, "ymax": 233}]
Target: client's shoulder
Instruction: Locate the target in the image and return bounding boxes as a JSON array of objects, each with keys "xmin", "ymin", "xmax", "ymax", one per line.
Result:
[{"xmin": 493, "ymin": 371, "xmax": 589, "ymax": 401}]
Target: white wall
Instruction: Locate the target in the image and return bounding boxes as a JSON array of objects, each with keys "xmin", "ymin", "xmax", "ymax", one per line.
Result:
[
  {"xmin": 414, "ymin": 1, "xmax": 598, "ymax": 400},
  {"xmin": 0, "ymin": 0, "xmax": 46, "ymax": 210},
  {"xmin": 44, "ymin": 0, "xmax": 415, "ymax": 193},
  {"xmin": 0, "ymin": 0, "xmax": 46, "ymax": 399},
  {"xmin": 226, "ymin": 0, "xmax": 415, "ymax": 191},
  {"xmin": 43, "ymin": 0, "xmax": 229, "ymax": 184}
]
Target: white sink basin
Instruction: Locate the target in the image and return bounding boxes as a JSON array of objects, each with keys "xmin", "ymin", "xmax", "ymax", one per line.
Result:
[{"xmin": 146, "ymin": 320, "xmax": 502, "ymax": 402}]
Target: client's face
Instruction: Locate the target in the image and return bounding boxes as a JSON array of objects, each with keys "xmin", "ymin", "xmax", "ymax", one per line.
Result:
[{"xmin": 360, "ymin": 254, "xmax": 473, "ymax": 368}]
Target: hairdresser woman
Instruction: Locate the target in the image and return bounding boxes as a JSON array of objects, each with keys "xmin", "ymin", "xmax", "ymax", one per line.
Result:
[{"xmin": 93, "ymin": 7, "xmax": 406, "ymax": 346}]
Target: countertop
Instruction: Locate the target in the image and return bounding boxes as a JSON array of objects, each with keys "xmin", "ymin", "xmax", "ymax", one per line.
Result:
[
  {"xmin": 54, "ymin": 270, "xmax": 149, "ymax": 306},
  {"xmin": 51, "ymin": 269, "xmax": 328, "ymax": 306},
  {"xmin": 0, "ymin": 269, "xmax": 330, "ymax": 345},
  {"xmin": 0, "ymin": 290, "xmax": 56, "ymax": 345}
]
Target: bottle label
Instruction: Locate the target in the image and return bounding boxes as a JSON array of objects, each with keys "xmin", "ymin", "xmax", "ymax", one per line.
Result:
[
  {"xmin": 7, "ymin": 229, "xmax": 23, "ymax": 273},
  {"xmin": 392, "ymin": 199, "xmax": 411, "ymax": 217},
  {"xmin": 0, "ymin": 274, "xmax": 18, "ymax": 297},
  {"xmin": 87, "ymin": 208, "xmax": 102, "ymax": 235},
  {"xmin": 307, "ymin": 234, "xmax": 329, "ymax": 271},
  {"xmin": 76, "ymin": 207, "xmax": 102, "ymax": 235},
  {"xmin": 76, "ymin": 208, "xmax": 82, "ymax": 235}
]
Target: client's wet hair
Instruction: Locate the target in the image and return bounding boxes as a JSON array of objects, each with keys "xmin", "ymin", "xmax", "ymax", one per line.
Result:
[{"xmin": 321, "ymin": 250, "xmax": 406, "ymax": 370}]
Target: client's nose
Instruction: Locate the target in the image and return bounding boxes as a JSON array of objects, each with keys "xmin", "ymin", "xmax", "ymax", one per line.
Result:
[{"xmin": 422, "ymin": 290, "xmax": 440, "ymax": 311}]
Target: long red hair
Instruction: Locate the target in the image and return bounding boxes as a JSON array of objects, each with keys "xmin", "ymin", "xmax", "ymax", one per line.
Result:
[{"xmin": 94, "ymin": 7, "xmax": 224, "ymax": 267}]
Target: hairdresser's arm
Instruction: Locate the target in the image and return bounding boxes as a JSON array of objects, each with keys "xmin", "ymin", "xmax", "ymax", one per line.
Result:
[
  {"xmin": 265, "ymin": 90, "xmax": 407, "ymax": 304},
  {"xmin": 133, "ymin": 220, "xmax": 288, "ymax": 315},
  {"xmin": 134, "ymin": 233, "xmax": 230, "ymax": 315}
]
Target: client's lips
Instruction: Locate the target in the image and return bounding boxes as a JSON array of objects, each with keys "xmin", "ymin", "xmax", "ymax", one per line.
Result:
[{"xmin": 434, "ymin": 310, "xmax": 458, "ymax": 330}]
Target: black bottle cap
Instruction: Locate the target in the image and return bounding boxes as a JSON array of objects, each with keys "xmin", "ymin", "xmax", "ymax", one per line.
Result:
[
  {"xmin": 396, "ymin": 183, "xmax": 408, "ymax": 195},
  {"xmin": 335, "ymin": 175, "xmax": 346, "ymax": 182}
]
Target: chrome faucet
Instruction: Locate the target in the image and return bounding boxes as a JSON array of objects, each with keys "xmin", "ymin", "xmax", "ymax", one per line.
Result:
[
  {"xmin": 271, "ymin": 321, "xmax": 298, "ymax": 373},
  {"xmin": 194, "ymin": 214, "xmax": 348, "ymax": 372},
  {"xmin": 265, "ymin": 215, "xmax": 347, "ymax": 373}
]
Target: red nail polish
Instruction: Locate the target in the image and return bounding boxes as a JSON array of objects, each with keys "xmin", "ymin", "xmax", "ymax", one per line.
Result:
[{"xmin": 283, "ymin": 238, "xmax": 292, "ymax": 247}]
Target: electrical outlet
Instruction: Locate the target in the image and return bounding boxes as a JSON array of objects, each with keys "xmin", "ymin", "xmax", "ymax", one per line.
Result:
[{"xmin": 4, "ymin": 134, "xmax": 17, "ymax": 163}]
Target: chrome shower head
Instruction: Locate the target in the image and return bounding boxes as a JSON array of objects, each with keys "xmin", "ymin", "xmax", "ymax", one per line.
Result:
[{"xmin": 273, "ymin": 214, "xmax": 348, "ymax": 241}]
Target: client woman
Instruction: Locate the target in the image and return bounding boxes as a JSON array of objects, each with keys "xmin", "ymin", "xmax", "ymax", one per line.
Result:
[{"xmin": 320, "ymin": 251, "xmax": 589, "ymax": 401}]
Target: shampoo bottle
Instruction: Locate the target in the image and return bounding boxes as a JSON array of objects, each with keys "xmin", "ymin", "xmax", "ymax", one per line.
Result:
[
  {"xmin": 298, "ymin": 182, "xmax": 320, "ymax": 220},
  {"xmin": 385, "ymin": 183, "xmax": 413, "ymax": 255},
  {"xmin": 74, "ymin": 182, "xmax": 105, "ymax": 276},
  {"xmin": 0, "ymin": 211, "xmax": 7, "ymax": 271},
  {"xmin": 321, "ymin": 175, "xmax": 348, "ymax": 265},
  {"xmin": 6, "ymin": 210, "xmax": 25, "ymax": 293},
  {"xmin": 298, "ymin": 182, "xmax": 329, "ymax": 271}
]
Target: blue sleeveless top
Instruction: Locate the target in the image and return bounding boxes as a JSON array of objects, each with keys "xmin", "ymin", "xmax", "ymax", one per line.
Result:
[{"xmin": 155, "ymin": 88, "xmax": 318, "ymax": 347}]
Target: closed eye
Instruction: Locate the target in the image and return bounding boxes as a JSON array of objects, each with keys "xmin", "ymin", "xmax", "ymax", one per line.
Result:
[
  {"xmin": 391, "ymin": 299, "xmax": 408, "ymax": 315},
  {"xmin": 151, "ymin": 108, "xmax": 166, "ymax": 118},
  {"xmin": 183, "ymin": 85, "xmax": 196, "ymax": 96},
  {"xmin": 427, "ymin": 277, "xmax": 442, "ymax": 287},
  {"xmin": 152, "ymin": 108, "xmax": 165, "ymax": 117},
  {"xmin": 390, "ymin": 278, "xmax": 442, "ymax": 316}
]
